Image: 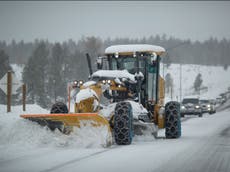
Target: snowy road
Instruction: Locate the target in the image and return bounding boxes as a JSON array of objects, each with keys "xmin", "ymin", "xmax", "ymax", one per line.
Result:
[{"xmin": 1, "ymin": 107, "xmax": 230, "ymax": 172}]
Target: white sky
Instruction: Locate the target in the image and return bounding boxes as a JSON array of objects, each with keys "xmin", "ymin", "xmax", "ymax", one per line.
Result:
[{"xmin": 0, "ymin": 1, "xmax": 230, "ymax": 43}]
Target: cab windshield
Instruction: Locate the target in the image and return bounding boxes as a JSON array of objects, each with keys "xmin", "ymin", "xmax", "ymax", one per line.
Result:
[
  {"xmin": 182, "ymin": 98, "xmax": 199, "ymax": 104},
  {"xmin": 111, "ymin": 57, "xmax": 145, "ymax": 74},
  {"xmin": 200, "ymin": 100, "xmax": 210, "ymax": 104}
]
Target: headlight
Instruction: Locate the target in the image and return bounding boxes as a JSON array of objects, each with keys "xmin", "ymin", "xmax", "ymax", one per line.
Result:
[
  {"xmin": 207, "ymin": 104, "xmax": 211, "ymax": 108},
  {"xmin": 102, "ymin": 80, "xmax": 106, "ymax": 84},
  {"xmin": 106, "ymin": 80, "xmax": 111, "ymax": 85},
  {"xmin": 118, "ymin": 84, "xmax": 121, "ymax": 88},
  {"xmin": 181, "ymin": 106, "xmax": 185, "ymax": 109},
  {"xmin": 73, "ymin": 80, "xmax": 78, "ymax": 85},
  {"xmin": 79, "ymin": 80, "xmax": 84, "ymax": 85},
  {"xmin": 195, "ymin": 105, "xmax": 200, "ymax": 109}
]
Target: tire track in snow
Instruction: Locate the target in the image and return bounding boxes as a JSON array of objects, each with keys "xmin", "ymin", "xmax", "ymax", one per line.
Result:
[
  {"xmin": 39, "ymin": 146, "xmax": 118, "ymax": 172},
  {"xmin": 0, "ymin": 149, "xmax": 57, "ymax": 165},
  {"xmin": 38, "ymin": 115, "xmax": 193, "ymax": 172}
]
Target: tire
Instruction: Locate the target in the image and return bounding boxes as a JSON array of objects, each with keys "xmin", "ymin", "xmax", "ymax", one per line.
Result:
[
  {"xmin": 165, "ymin": 101, "xmax": 181, "ymax": 139},
  {"xmin": 181, "ymin": 114, "xmax": 185, "ymax": 118},
  {"xmin": 50, "ymin": 102, "xmax": 68, "ymax": 114},
  {"xmin": 49, "ymin": 102, "xmax": 69, "ymax": 132},
  {"xmin": 114, "ymin": 102, "xmax": 133, "ymax": 145},
  {"xmin": 198, "ymin": 113, "xmax": 203, "ymax": 117}
]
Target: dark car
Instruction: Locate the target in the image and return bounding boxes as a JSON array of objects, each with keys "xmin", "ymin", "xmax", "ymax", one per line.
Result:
[{"xmin": 181, "ymin": 98, "xmax": 202, "ymax": 117}]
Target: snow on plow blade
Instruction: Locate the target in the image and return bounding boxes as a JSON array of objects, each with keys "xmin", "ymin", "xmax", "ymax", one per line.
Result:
[{"xmin": 20, "ymin": 113, "xmax": 111, "ymax": 134}]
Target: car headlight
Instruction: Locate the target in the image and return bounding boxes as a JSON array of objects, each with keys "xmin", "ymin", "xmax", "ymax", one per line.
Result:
[
  {"xmin": 181, "ymin": 105, "xmax": 185, "ymax": 109},
  {"xmin": 195, "ymin": 105, "xmax": 200, "ymax": 109},
  {"xmin": 207, "ymin": 104, "xmax": 211, "ymax": 108}
]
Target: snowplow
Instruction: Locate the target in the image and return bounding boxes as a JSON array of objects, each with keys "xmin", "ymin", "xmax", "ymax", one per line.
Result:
[{"xmin": 21, "ymin": 44, "xmax": 181, "ymax": 145}]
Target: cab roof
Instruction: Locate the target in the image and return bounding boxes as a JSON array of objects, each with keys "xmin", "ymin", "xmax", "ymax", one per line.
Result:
[{"xmin": 105, "ymin": 44, "xmax": 165, "ymax": 56}]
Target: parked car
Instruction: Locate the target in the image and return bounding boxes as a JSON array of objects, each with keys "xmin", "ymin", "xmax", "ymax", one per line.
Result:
[
  {"xmin": 181, "ymin": 97, "xmax": 203, "ymax": 117},
  {"xmin": 199, "ymin": 99, "xmax": 216, "ymax": 114}
]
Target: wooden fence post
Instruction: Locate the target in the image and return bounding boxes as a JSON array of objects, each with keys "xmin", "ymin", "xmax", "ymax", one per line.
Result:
[
  {"xmin": 7, "ymin": 71, "xmax": 12, "ymax": 113},
  {"xmin": 22, "ymin": 84, "xmax": 26, "ymax": 111}
]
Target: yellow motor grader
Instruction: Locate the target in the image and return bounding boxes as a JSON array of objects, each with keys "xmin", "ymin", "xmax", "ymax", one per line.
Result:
[{"xmin": 21, "ymin": 44, "xmax": 181, "ymax": 145}]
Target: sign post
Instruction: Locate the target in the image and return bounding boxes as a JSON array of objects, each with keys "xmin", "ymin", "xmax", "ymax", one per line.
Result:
[{"xmin": 0, "ymin": 71, "xmax": 21, "ymax": 112}]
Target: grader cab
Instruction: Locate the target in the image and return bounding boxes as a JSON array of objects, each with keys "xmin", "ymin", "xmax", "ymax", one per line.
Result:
[{"xmin": 21, "ymin": 44, "xmax": 181, "ymax": 145}]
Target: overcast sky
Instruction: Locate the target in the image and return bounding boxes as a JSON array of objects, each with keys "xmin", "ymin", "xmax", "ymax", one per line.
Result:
[{"xmin": 1, "ymin": 1, "xmax": 230, "ymax": 43}]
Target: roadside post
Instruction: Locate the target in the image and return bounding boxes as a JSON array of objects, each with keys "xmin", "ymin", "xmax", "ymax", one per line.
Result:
[
  {"xmin": 22, "ymin": 84, "xmax": 26, "ymax": 111},
  {"xmin": 0, "ymin": 71, "xmax": 22, "ymax": 112}
]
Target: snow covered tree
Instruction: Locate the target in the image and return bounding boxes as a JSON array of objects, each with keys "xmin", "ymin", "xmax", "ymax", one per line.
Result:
[
  {"xmin": 193, "ymin": 73, "xmax": 203, "ymax": 93},
  {"xmin": 47, "ymin": 43, "xmax": 66, "ymax": 102},
  {"xmin": 0, "ymin": 50, "xmax": 11, "ymax": 78}
]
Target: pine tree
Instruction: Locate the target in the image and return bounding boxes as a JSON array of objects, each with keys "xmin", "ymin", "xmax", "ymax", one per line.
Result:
[
  {"xmin": 23, "ymin": 42, "xmax": 49, "ymax": 107},
  {"xmin": 48, "ymin": 43, "xmax": 66, "ymax": 102},
  {"xmin": 194, "ymin": 73, "xmax": 203, "ymax": 93},
  {"xmin": 0, "ymin": 50, "xmax": 11, "ymax": 78}
]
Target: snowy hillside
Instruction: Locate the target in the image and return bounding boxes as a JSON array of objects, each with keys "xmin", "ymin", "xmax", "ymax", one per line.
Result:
[{"xmin": 162, "ymin": 64, "xmax": 230, "ymax": 102}]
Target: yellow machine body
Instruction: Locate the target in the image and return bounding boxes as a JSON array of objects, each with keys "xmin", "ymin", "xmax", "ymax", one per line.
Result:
[{"xmin": 21, "ymin": 44, "xmax": 167, "ymax": 143}]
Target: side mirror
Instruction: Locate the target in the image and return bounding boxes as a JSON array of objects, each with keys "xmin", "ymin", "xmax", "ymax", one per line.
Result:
[
  {"xmin": 149, "ymin": 52, "xmax": 157, "ymax": 67},
  {"xmin": 96, "ymin": 57, "xmax": 103, "ymax": 69},
  {"xmin": 151, "ymin": 52, "xmax": 157, "ymax": 63}
]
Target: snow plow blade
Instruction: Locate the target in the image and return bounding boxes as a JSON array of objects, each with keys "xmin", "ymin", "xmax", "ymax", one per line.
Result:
[{"xmin": 20, "ymin": 113, "xmax": 111, "ymax": 134}]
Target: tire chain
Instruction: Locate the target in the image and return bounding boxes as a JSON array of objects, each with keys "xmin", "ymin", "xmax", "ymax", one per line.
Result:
[
  {"xmin": 165, "ymin": 101, "xmax": 181, "ymax": 138},
  {"xmin": 114, "ymin": 102, "xmax": 132, "ymax": 145}
]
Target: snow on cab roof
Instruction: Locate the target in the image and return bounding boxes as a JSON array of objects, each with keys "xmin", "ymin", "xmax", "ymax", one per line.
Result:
[
  {"xmin": 105, "ymin": 44, "xmax": 165, "ymax": 55},
  {"xmin": 92, "ymin": 70, "xmax": 136, "ymax": 82}
]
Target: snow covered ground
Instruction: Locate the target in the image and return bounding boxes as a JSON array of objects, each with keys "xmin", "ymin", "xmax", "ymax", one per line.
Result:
[{"xmin": 0, "ymin": 103, "xmax": 230, "ymax": 172}]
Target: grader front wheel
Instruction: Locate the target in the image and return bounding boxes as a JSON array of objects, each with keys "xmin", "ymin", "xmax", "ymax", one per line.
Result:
[
  {"xmin": 165, "ymin": 101, "xmax": 181, "ymax": 138},
  {"xmin": 114, "ymin": 102, "xmax": 133, "ymax": 145}
]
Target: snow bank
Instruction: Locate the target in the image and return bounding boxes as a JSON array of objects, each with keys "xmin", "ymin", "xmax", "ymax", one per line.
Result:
[{"xmin": 0, "ymin": 104, "xmax": 110, "ymax": 161}]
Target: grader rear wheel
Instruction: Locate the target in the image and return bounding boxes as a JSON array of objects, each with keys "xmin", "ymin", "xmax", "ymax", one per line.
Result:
[
  {"xmin": 165, "ymin": 101, "xmax": 181, "ymax": 138},
  {"xmin": 114, "ymin": 102, "xmax": 133, "ymax": 145}
]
